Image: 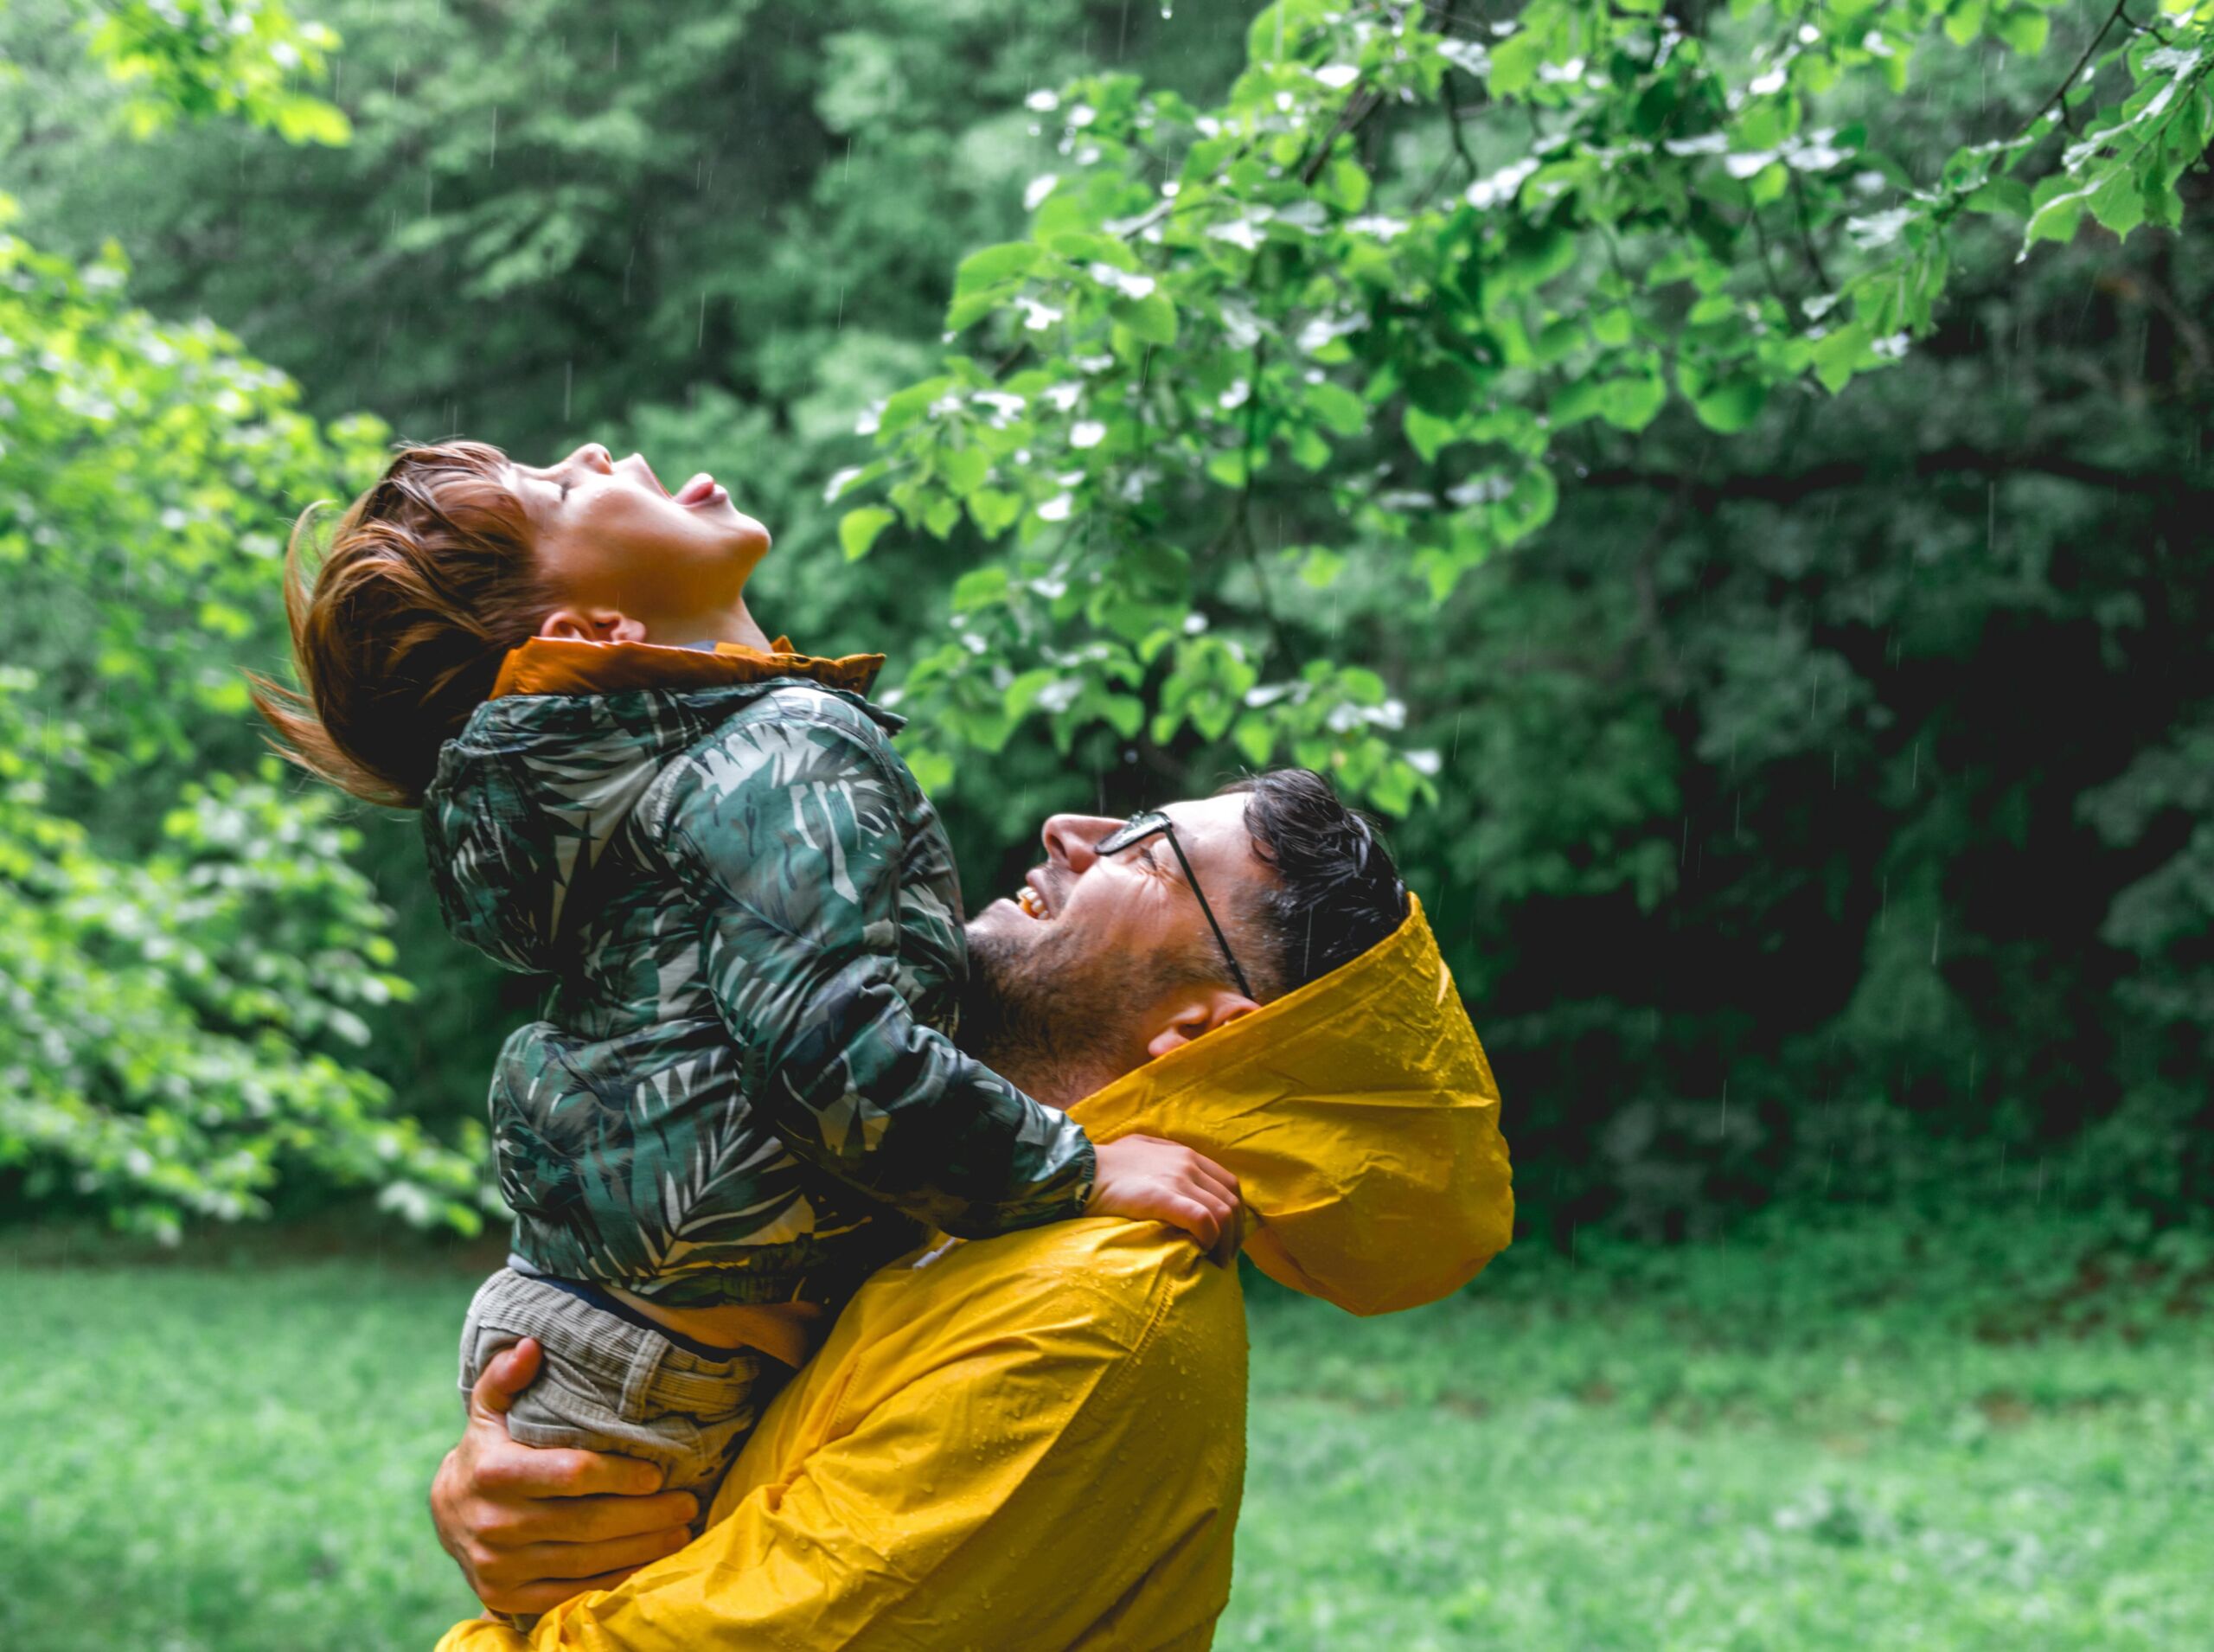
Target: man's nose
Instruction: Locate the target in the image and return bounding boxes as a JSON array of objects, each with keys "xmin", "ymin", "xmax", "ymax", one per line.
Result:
[{"xmin": 1041, "ymin": 813, "xmax": 1120, "ymax": 874}]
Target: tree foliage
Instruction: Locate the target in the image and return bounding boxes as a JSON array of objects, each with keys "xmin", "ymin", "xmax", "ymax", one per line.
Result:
[
  {"xmin": 4, "ymin": 0, "xmax": 2210, "ymax": 1242},
  {"xmin": 0, "ymin": 7, "xmax": 480, "ymax": 1237},
  {"xmin": 840, "ymin": 0, "xmax": 2214, "ymax": 809}
]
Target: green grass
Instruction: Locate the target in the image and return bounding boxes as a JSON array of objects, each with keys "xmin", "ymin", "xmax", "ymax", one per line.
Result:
[{"xmin": 3, "ymin": 1214, "xmax": 2208, "ymax": 1650}]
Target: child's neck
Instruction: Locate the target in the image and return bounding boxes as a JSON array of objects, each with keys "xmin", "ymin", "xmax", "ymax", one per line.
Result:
[{"xmin": 645, "ymin": 594, "xmax": 773, "ymax": 654}]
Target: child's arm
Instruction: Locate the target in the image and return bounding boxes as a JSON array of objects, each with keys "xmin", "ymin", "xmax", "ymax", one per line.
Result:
[{"xmin": 661, "ymin": 695, "xmax": 1231, "ymax": 1244}]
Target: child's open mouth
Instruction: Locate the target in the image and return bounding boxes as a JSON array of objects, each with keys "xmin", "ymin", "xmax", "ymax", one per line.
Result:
[{"xmin": 675, "ymin": 471, "xmax": 727, "ymax": 508}]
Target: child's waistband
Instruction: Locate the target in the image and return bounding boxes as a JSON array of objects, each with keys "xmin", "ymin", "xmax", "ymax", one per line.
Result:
[{"xmin": 505, "ymin": 1257, "xmax": 760, "ymax": 1361}]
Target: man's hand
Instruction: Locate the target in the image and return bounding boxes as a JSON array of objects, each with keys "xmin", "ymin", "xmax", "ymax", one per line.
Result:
[
  {"xmin": 1087, "ymin": 1133, "xmax": 1242, "ymax": 1259},
  {"xmin": 431, "ymin": 1338, "xmax": 701, "ymax": 1619}
]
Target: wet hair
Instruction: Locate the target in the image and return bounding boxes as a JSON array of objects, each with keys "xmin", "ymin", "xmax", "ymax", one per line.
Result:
[
  {"xmin": 248, "ymin": 439, "xmax": 552, "ymax": 808},
  {"xmin": 1220, "ymin": 768, "xmax": 1410, "ymax": 999}
]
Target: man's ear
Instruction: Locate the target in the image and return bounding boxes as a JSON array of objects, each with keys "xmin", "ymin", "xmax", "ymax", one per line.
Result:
[
  {"xmin": 538, "ymin": 608, "xmax": 646, "ymax": 644},
  {"xmin": 1144, "ymin": 985, "xmax": 1261, "ymax": 1062}
]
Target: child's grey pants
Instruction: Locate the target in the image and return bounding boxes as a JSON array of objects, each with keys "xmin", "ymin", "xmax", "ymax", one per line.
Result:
[{"xmin": 458, "ymin": 1266, "xmax": 774, "ymax": 1538}]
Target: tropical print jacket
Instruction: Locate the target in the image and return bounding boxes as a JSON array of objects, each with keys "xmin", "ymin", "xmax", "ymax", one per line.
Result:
[{"xmin": 421, "ymin": 637, "xmax": 1097, "ymax": 1309}]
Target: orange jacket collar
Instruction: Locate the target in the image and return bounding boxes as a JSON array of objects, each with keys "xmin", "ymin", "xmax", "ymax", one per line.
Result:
[{"xmin": 489, "ymin": 637, "xmax": 886, "ymax": 701}]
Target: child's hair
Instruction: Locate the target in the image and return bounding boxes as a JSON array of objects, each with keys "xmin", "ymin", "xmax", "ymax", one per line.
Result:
[{"xmin": 249, "ymin": 439, "xmax": 555, "ymax": 809}]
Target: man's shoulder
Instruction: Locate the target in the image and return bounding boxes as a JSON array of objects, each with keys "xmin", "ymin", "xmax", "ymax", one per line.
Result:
[{"xmin": 873, "ymin": 1219, "xmax": 1245, "ymax": 1364}]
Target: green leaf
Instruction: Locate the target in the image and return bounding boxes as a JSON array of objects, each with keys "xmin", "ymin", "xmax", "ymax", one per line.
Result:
[
  {"xmin": 1686, "ymin": 374, "xmax": 1768, "ymax": 434},
  {"xmin": 1488, "ymin": 29, "xmax": 1547, "ymax": 97},
  {"xmin": 1495, "ymin": 227, "xmax": 1577, "ymax": 294},
  {"xmin": 1811, "ymin": 322, "xmax": 1875, "ymax": 394},
  {"xmin": 839, "ymin": 506, "xmax": 897, "ymax": 560},
  {"xmin": 1965, "ymin": 177, "xmax": 2033, "ymax": 219},
  {"xmin": 1232, "ymin": 713, "xmax": 1277, "ymax": 769},
  {"xmin": 2087, "ymin": 170, "xmax": 2147, "ymax": 239},
  {"xmin": 923, "ymin": 493, "xmax": 963, "ymax": 539},
  {"xmin": 1993, "ymin": 8, "xmax": 2049, "ymax": 55},
  {"xmin": 954, "ymin": 241, "xmax": 1043, "ymax": 297},
  {"xmin": 1405, "ymin": 359, "xmax": 1479, "ymax": 419},
  {"xmin": 1116, "ymin": 291, "xmax": 1180, "ymax": 345},
  {"xmin": 967, "ymin": 487, "xmax": 1024, "ymax": 539},
  {"xmin": 904, "ymin": 745, "xmax": 957, "ymax": 796},
  {"xmin": 1404, "ymin": 406, "xmax": 1459, "ymax": 463},
  {"xmin": 272, "ymin": 94, "xmax": 353, "ymax": 148},
  {"xmin": 1321, "ymin": 155, "xmax": 1372, "ymax": 214},
  {"xmin": 1597, "ymin": 372, "xmax": 1668, "ymax": 432},
  {"xmin": 1288, "ymin": 424, "xmax": 1334, "ymax": 471},
  {"xmin": 937, "ymin": 443, "xmax": 989, "ymax": 496},
  {"xmin": 1496, "ymin": 463, "xmax": 1558, "ymax": 542},
  {"xmin": 1546, "ymin": 378, "xmax": 1608, "ymax": 430},
  {"xmin": 2025, "ymin": 174, "xmax": 2092, "ymax": 247},
  {"xmin": 878, "ymin": 376, "xmax": 954, "ymax": 437},
  {"xmin": 1943, "ymin": 0, "xmax": 1987, "ymax": 48},
  {"xmin": 1296, "ymin": 547, "xmax": 1348, "ymax": 589},
  {"xmin": 944, "ymin": 289, "xmax": 1005, "ymax": 333},
  {"xmin": 1002, "ymin": 669, "xmax": 1060, "ymax": 722},
  {"xmin": 951, "ymin": 565, "xmax": 1009, "ymax": 612},
  {"xmin": 1304, "ymin": 381, "xmax": 1368, "ymax": 437},
  {"xmin": 1206, "ymin": 448, "xmax": 1251, "ymax": 488},
  {"xmin": 1100, "ymin": 692, "xmax": 1145, "ymax": 739},
  {"xmin": 1534, "ymin": 316, "xmax": 1585, "ymax": 365}
]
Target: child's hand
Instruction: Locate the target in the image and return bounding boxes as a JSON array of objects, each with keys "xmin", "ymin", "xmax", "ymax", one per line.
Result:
[{"xmin": 1088, "ymin": 1134, "xmax": 1243, "ymax": 1258}]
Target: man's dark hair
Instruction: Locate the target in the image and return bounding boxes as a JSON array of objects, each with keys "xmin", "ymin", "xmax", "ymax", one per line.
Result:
[{"xmin": 1219, "ymin": 769, "xmax": 1409, "ymax": 1000}]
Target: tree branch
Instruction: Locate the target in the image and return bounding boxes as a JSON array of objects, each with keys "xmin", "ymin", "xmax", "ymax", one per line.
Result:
[
  {"xmin": 1215, "ymin": 343, "xmax": 1302, "ymax": 672},
  {"xmin": 1301, "ymin": 86, "xmax": 1386, "ymax": 187},
  {"xmin": 1580, "ymin": 447, "xmax": 2214, "ymax": 508},
  {"xmin": 1789, "ymin": 170, "xmax": 1834, "ymax": 294},
  {"xmin": 2019, "ymin": 0, "xmax": 2130, "ymax": 143}
]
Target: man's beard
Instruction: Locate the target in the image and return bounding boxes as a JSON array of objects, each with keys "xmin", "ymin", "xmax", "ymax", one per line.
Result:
[{"xmin": 959, "ymin": 916, "xmax": 1142, "ymax": 1110}]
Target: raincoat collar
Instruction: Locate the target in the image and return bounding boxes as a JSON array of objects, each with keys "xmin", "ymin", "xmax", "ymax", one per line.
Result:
[
  {"xmin": 1069, "ymin": 893, "xmax": 1513, "ymax": 1316},
  {"xmin": 489, "ymin": 635, "xmax": 886, "ymax": 701}
]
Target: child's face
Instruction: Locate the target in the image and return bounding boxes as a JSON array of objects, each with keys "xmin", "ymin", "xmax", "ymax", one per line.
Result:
[{"xmin": 505, "ymin": 442, "xmax": 771, "ymax": 641}]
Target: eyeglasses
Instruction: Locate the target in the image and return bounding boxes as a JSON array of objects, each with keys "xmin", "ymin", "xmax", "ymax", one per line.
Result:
[{"xmin": 1093, "ymin": 810, "xmax": 1257, "ymax": 1001}]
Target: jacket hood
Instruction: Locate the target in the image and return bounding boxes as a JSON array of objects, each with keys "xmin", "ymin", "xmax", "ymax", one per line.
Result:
[
  {"xmin": 420, "ymin": 637, "xmax": 890, "ymax": 973},
  {"xmin": 1069, "ymin": 893, "xmax": 1513, "ymax": 1316}
]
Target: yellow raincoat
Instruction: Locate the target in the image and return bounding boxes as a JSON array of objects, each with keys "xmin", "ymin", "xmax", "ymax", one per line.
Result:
[{"xmin": 435, "ymin": 895, "xmax": 1511, "ymax": 1650}]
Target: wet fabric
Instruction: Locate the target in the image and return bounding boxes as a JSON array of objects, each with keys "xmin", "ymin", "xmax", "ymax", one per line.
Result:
[
  {"xmin": 419, "ymin": 637, "xmax": 1097, "ymax": 1309},
  {"xmin": 435, "ymin": 894, "xmax": 1512, "ymax": 1651}
]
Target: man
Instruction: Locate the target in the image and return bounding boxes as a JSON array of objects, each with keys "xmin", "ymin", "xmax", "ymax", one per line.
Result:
[{"xmin": 432, "ymin": 769, "xmax": 1513, "ymax": 1649}]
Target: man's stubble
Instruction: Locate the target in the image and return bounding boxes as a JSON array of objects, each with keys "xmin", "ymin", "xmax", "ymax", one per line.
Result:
[{"xmin": 960, "ymin": 916, "xmax": 1146, "ymax": 1111}]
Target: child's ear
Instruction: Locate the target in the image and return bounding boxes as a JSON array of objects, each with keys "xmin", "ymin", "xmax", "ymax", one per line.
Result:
[
  {"xmin": 538, "ymin": 609, "xmax": 645, "ymax": 644},
  {"xmin": 1143, "ymin": 986, "xmax": 1259, "ymax": 1062}
]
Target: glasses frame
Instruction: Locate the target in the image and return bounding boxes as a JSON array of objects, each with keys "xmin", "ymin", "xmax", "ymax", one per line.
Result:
[{"xmin": 1092, "ymin": 810, "xmax": 1258, "ymax": 1002}]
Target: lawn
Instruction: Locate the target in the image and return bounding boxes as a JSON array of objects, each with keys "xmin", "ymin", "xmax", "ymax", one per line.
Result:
[{"xmin": 3, "ymin": 1213, "xmax": 2207, "ymax": 1650}]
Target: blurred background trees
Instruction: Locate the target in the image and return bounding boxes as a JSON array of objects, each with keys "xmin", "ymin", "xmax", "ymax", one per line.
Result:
[{"xmin": 2, "ymin": 0, "xmax": 2207, "ymax": 1247}]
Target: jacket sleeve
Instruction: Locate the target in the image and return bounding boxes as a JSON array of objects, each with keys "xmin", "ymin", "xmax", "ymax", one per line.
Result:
[
  {"xmin": 657, "ymin": 694, "xmax": 1095, "ymax": 1238},
  {"xmin": 432, "ymin": 1245, "xmax": 1242, "ymax": 1652}
]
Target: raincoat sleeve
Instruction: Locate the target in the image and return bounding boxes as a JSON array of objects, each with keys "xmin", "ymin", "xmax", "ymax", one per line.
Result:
[
  {"xmin": 433, "ymin": 1237, "xmax": 1244, "ymax": 1652},
  {"xmin": 660, "ymin": 695, "xmax": 1096, "ymax": 1238}
]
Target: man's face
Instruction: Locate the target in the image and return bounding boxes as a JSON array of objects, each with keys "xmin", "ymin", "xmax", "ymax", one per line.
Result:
[{"xmin": 963, "ymin": 794, "xmax": 1270, "ymax": 1108}]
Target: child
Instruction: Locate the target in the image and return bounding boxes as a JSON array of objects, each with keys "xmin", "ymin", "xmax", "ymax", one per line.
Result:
[{"xmin": 253, "ymin": 439, "xmax": 1238, "ymax": 1534}]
